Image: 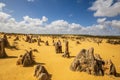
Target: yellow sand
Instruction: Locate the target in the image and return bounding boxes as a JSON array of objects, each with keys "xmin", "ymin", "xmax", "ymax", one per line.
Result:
[{"xmin": 0, "ymin": 35, "xmax": 120, "ymax": 80}]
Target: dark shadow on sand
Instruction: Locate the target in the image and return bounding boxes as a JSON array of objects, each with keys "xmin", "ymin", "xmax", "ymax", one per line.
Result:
[
  {"xmin": 115, "ymin": 72, "xmax": 120, "ymax": 77},
  {"xmin": 7, "ymin": 46, "xmax": 19, "ymax": 50},
  {"xmin": 0, "ymin": 56, "xmax": 18, "ymax": 59},
  {"xmin": 24, "ymin": 62, "xmax": 46, "ymax": 67},
  {"xmin": 7, "ymin": 56, "xmax": 18, "ymax": 58},
  {"xmin": 56, "ymin": 52, "xmax": 64, "ymax": 54},
  {"xmin": 48, "ymin": 74, "xmax": 52, "ymax": 80},
  {"xmin": 34, "ymin": 62, "xmax": 45, "ymax": 65},
  {"xmin": 69, "ymin": 56, "xmax": 75, "ymax": 59}
]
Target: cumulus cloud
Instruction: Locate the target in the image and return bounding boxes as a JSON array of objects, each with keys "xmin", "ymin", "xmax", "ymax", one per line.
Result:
[
  {"xmin": 106, "ymin": 20, "xmax": 120, "ymax": 29},
  {"xmin": 47, "ymin": 20, "xmax": 69, "ymax": 30},
  {"xmin": 0, "ymin": 4, "xmax": 47, "ymax": 33},
  {"xmin": 22, "ymin": 16, "xmax": 48, "ymax": 26},
  {"xmin": 0, "ymin": 2, "xmax": 120, "ymax": 35},
  {"xmin": 89, "ymin": 0, "xmax": 120, "ymax": 17},
  {"xmin": 97, "ymin": 18, "xmax": 106, "ymax": 23},
  {"xmin": 0, "ymin": 12, "xmax": 11, "ymax": 21},
  {"xmin": 111, "ymin": 20, "xmax": 120, "ymax": 28},
  {"xmin": 117, "ymin": 0, "xmax": 120, "ymax": 2},
  {"xmin": 0, "ymin": 2, "xmax": 5, "ymax": 11},
  {"xmin": 27, "ymin": 0, "xmax": 35, "ymax": 2},
  {"xmin": 46, "ymin": 20, "xmax": 83, "ymax": 34}
]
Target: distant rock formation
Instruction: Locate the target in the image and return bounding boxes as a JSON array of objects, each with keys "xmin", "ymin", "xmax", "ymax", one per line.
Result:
[
  {"xmin": 45, "ymin": 41, "xmax": 49, "ymax": 46},
  {"xmin": 25, "ymin": 35, "xmax": 37, "ymax": 43},
  {"xmin": 25, "ymin": 35, "xmax": 31, "ymax": 43},
  {"xmin": 14, "ymin": 36, "xmax": 19, "ymax": 41},
  {"xmin": 38, "ymin": 38, "xmax": 41, "ymax": 46},
  {"xmin": 106, "ymin": 39, "xmax": 120, "ymax": 45}
]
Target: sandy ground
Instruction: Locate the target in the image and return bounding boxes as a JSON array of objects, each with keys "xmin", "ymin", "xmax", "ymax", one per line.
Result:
[{"xmin": 0, "ymin": 35, "xmax": 120, "ymax": 80}]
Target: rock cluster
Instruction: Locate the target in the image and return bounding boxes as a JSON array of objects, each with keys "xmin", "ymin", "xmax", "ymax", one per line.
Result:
[
  {"xmin": 70, "ymin": 47, "xmax": 117, "ymax": 76},
  {"xmin": 16, "ymin": 50, "xmax": 35, "ymax": 67},
  {"xmin": 34, "ymin": 64, "xmax": 50, "ymax": 80}
]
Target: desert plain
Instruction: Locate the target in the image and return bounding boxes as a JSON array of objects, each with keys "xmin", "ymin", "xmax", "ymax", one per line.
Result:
[{"xmin": 0, "ymin": 33, "xmax": 120, "ymax": 80}]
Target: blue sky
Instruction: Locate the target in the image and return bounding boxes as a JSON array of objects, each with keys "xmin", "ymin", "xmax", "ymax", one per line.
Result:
[
  {"xmin": 1, "ymin": 0, "xmax": 96, "ymax": 26},
  {"xmin": 0, "ymin": 0, "xmax": 120, "ymax": 35}
]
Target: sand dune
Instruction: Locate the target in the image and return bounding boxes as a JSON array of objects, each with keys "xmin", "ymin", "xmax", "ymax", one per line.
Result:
[{"xmin": 0, "ymin": 34, "xmax": 120, "ymax": 80}]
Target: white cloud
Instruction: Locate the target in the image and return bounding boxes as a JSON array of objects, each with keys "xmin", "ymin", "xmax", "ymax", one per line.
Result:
[
  {"xmin": 22, "ymin": 16, "xmax": 48, "ymax": 26},
  {"xmin": 0, "ymin": 12, "xmax": 11, "ymax": 22},
  {"xmin": 97, "ymin": 18, "xmax": 106, "ymax": 23},
  {"xmin": 0, "ymin": 10, "xmax": 120, "ymax": 35},
  {"xmin": 106, "ymin": 20, "xmax": 120, "ymax": 28},
  {"xmin": 46, "ymin": 20, "xmax": 69, "ymax": 34},
  {"xmin": 89, "ymin": 0, "xmax": 120, "ymax": 17},
  {"xmin": 46, "ymin": 20, "xmax": 83, "ymax": 34},
  {"xmin": 117, "ymin": 0, "xmax": 120, "ymax": 2},
  {"xmin": 27, "ymin": 0, "xmax": 34, "ymax": 2},
  {"xmin": 0, "ymin": 2, "xmax": 5, "ymax": 11},
  {"xmin": 0, "ymin": 2, "xmax": 120, "ymax": 35},
  {"xmin": 41, "ymin": 16, "xmax": 48, "ymax": 22}
]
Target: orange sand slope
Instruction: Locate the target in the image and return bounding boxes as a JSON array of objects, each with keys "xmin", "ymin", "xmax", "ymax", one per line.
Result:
[{"xmin": 0, "ymin": 34, "xmax": 120, "ymax": 80}]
